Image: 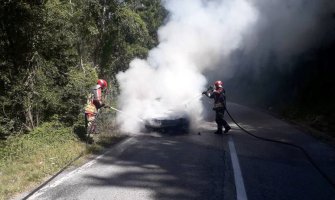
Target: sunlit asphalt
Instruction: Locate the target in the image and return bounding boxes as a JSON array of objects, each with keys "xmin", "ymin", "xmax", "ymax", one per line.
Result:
[{"xmin": 20, "ymin": 103, "xmax": 335, "ymax": 200}]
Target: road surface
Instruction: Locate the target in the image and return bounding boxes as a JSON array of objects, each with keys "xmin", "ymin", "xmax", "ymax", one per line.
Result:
[{"xmin": 19, "ymin": 103, "xmax": 335, "ymax": 200}]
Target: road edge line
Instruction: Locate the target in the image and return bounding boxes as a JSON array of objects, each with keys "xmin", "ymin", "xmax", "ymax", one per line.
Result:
[{"xmin": 23, "ymin": 137, "xmax": 137, "ymax": 200}]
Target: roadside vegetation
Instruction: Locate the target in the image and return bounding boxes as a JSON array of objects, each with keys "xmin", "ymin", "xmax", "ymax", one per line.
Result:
[
  {"xmin": 0, "ymin": 122, "xmax": 83, "ymax": 199},
  {"xmin": 0, "ymin": 0, "xmax": 166, "ymax": 199},
  {"xmin": 0, "ymin": 117, "xmax": 124, "ymax": 200},
  {"xmin": 228, "ymin": 44, "xmax": 335, "ymax": 138}
]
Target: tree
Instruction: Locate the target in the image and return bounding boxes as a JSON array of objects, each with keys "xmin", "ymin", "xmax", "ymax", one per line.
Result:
[{"xmin": 0, "ymin": 0, "xmax": 166, "ymax": 138}]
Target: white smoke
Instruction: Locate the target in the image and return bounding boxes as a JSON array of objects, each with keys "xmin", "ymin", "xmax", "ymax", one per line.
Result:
[
  {"xmin": 116, "ymin": 0, "xmax": 259, "ymax": 133},
  {"xmin": 240, "ymin": 0, "xmax": 335, "ymax": 69}
]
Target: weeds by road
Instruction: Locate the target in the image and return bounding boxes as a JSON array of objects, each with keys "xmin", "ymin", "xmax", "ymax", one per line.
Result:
[
  {"xmin": 0, "ymin": 121, "xmax": 84, "ymax": 200},
  {"xmin": 0, "ymin": 108, "xmax": 124, "ymax": 200},
  {"xmin": 0, "ymin": 119, "xmax": 122, "ymax": 200}
]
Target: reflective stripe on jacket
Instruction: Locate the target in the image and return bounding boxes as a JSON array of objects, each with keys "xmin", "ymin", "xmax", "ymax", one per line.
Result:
[
  {"xmin": 93, "ymin": 85, "xmax": 102, "ymax": 101},
  {"xmin": 209, "ymin": 88, "xmax": 226, "ymax": 110},
  {"xmin": 85, "ymin": 102, "xmax": 97, "ymax": 114}
]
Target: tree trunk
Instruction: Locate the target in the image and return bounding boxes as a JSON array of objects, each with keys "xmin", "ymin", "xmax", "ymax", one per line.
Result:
[
  {"xmin": 23, "ymin": 67, "xmax": 37, "ymax": 131},
  {"xmin": 25, "ymin": 105, "xmax": 35, "ymax": 130}
]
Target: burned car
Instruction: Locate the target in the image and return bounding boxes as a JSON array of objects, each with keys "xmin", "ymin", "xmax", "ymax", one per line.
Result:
[{"xmin": 144, "ymin": 111, "xmax": 190, "ymax": 133}]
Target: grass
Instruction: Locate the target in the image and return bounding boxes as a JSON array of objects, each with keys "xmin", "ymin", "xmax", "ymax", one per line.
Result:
[
  {"xmin": 84, "ymin": 110, "xmax": 125, "ymax": 152},
  {"xmin": 0, "ymin": 111, "xmax": 123, "ymax": 200},
  {"xmin": 85, "ymin": 116, "xmax": 125, "ymax": 154},
  {"xmin": 0, "ymin": 121, "xmax": 85, "ymax": 200}
]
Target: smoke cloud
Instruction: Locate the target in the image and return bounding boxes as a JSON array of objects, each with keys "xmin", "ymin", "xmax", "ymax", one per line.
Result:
[
  {"xmin": 116, "ymin": 0, "xmax": 335, "ymax": 133},
  {"xmin": 116, "ymin": 0, "xmax": 258, "ymax": 132},
  {"xmin": 215, "ymin": 0, "xmax": 335, "ymax": 108},
  {"xmin": 238, "ymin": 0, "xmax": 335, "ymax": 69}
]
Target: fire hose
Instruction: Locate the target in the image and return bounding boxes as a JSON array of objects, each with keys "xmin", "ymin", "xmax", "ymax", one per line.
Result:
[
  {"xmin": 224, "ymin": 107, "xmax": 335, "ymax": 190},
  {"xmin": 108, "ymin": 106, "xmax": 144, "ymax": 123},
  {"xmin": 200, "ymin": 85, "xmax": 334, "ymax": 190}
]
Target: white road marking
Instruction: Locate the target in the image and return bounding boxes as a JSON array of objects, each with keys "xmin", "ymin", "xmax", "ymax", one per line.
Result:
[
  {"xmin": 27, "ymin": 137, "xmax": 138, "ymax": 200},
  {"xmin": 228, "ymin": 135, "xmax": 248, "ymax": 200}
]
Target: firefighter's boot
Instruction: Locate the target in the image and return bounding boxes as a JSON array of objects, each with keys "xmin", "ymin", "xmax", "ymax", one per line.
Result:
[
  {"xmin": 224, "ymin": 125, "xmax": 231, "ymax": 133},
  {"xmin": 214, "ymin": 125, "xmax": 223, "ymax": 134}
]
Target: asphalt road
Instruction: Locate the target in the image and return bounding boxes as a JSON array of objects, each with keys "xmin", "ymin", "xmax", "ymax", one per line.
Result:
[
  {"xmin": 227, "ymin": 103, "xmax": 335, "ymax": 200},
  {"xmin": 20, "ymin": 103, "xmax": 335, "ymax": 200}
]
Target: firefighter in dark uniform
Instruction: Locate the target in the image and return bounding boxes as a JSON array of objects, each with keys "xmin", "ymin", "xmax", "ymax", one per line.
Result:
[{"xmin": 203, "ymin": 80, "xmax": 231, "ymax": 134}]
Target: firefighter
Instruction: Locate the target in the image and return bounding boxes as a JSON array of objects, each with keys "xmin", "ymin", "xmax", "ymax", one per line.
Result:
[
  {"xmin": 84, "ymin": 79, "xmax": 109, "ymax": 133},
  {"xmin": 202, "ymin": 80, "xmax": 231, "ymax": 134}
]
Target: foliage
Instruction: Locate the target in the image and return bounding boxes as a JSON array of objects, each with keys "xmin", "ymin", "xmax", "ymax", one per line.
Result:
[
  {"xmin": 0, "ymin": 0, "xmax": 166, "ymax": 138},
  {"xmin": 0, "ymin": 121, "xmax": 85, "ymax": 200},
  {"xmin": 61, "ymin": 65, "xmax": 98, "ymax": 125},
  {"xmin": 228, "ymin": 43, "xmax": 335, "ymax": 134},
  {"xmin": 0, "ymin": 0, "xmax": 165, "ymax": 198},
  {"xmin": 99, "ymin": 4, "xmax": 150, "ymax": 76}
]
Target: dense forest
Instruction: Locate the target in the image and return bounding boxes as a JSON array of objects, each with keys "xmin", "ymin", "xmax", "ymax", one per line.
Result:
[
  {"xmin": 227, "ymin": 44, "xmax": 335, "ymax": 134},
  {"xmin": 0, "ymin": 0, "xmax": 166, "ymax": 139}
]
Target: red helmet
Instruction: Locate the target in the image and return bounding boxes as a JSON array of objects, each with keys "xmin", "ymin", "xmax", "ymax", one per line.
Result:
[
  {"xmin": 214, "ymin": 80, "xmax": 223, "ymax": 89},
  {"xmin": 97, "ymin": 79, "xmax": 108, "ymax": 89}
]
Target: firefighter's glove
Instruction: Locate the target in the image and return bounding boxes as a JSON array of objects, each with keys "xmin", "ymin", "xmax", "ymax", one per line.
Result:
[
  {"xmin": 202, "ymin": 91, "xmax": 207, "ymax": 95},
  {"xmin": 104, "ymin": 105, "xmax": 111, "ymax": 109}
]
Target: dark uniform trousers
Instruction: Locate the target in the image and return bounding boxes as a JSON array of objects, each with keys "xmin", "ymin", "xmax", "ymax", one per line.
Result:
[{"xmin": 215, "ymin": 108, "xmax": 229, "ymax": 133}]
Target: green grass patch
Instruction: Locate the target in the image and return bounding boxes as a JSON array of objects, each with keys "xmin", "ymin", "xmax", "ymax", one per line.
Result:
[
  {"xmin": 85, "ymin": 120, "xmax": 126, "ymax": 154},
  {"xmin": 0, "ymin": 121, "xmax": 85, "ymax": 200},
  {"xmin": 85, "ymin": 134, "xmax": 126, "ymax": 155}
]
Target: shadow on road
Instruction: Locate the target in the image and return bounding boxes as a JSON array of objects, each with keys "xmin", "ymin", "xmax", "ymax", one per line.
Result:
[{"xmin": 82, "ymin": 134, "xmax": 226, "ymax": 200}]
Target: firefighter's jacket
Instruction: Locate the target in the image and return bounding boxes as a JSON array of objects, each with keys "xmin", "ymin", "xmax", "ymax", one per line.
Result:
[
  {"xmin": 85, "ymin": 85, "xmax": 104, "ymax": 114},
  {"xmin": 206, "ymin": 88, "xmax": 226, "ymax": 111}
]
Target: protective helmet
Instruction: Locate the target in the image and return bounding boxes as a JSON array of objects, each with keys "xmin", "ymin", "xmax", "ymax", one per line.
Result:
[
  {"xmin": 214, "ymin": 80, "xmax": 223, "ymax": 89},
  {"xmin": 97, "ymin": 79, "xmax": 108, "ymax": 89}
]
